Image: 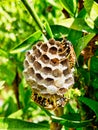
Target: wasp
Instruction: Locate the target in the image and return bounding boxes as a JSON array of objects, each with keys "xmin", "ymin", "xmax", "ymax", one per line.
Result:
[
  {"xmin": 32, "ymin": 92, "xmax": 69, "ymax": 110},
  {"xmin": 59, "ymin": 38, "xmax": 77, "ymax": 68}
]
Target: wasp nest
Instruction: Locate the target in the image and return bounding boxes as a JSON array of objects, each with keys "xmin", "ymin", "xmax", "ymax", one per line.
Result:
[{"xmin": 24, "ymin": 38, "xmax": 76, "ymax": 109}]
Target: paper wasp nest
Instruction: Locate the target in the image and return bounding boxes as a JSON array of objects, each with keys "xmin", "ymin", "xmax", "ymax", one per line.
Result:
[{"xmin": 24, "ymin": 39, "xmax": 76, "ymax": 109}]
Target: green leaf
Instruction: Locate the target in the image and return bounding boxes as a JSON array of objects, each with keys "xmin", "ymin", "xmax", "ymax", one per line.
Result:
[
  {"xmin": 90, "ymin": 55, "xmax": 98, "ymax": 74},
  {"xmin": 61, "ymin": 113, "xmax": 81, "ymax": 121},
  {"xmin": 8, "ymin": 109, "xmax": 23, "ymax": 118},
  {"xmin": 84, "ymin": 0, "xmax": 98, "ymax": 21},
  {"xmin": 77, "ymin": 8, "xmax": 87, "ymax": 18},
  {"xmin": 94, "ymin": 17, "xmax": 98, "ymax": 28},
  {"xmin": 0, "ymin": 118, "xmax": 49, "ymax": 130},
  {"xmin": 10, "ymin": 30, "xmax": 42, "ymax": 54},
  {"xmin": 52, "ymin": 115, "xmax": 93, "ymax": 128},
  {"xmin": 92, "ymin": 77, "xmax": 98, "ymax": 89},
  {"xmin": 47, "ymin": 0, "xmax": 62, "ymax": 9},
  {"xmin": 90, "ymin": 1, "xmax": 98, "ymax": 21},
  {"xmin": 61, "ymin": 18, "xmax": 74, "ymax": 28},
  {"xmin": 60, "ymin": 0, "xmax": 78, "ymax": 17},
  {"xmin": 67, "ymin": 30, "xmax": 82, "ymax": 46},
  {"xmin": 50, "ymin": 25, "xmax": 70, "ymax": 39},
  {"xmin": 44, "ymin": 19, "xmax": 54, "ymax": 38},
  {"xmin": 24, "ymin": 87, "xmax": 32, "ymax": 106},
  {"xmin": 79, "ymin": 68, "xmax": 90, "ymax": 86},
  {"xmin": 19, "ymin": 82, "xmax": 25, "ymax": 107},
  {"xmin": 84, "ymin": 0, "xmax": 94, "ymax": 14},
  {"xmin": 79, "ymin": 97, "xmax": 98, "ymax": 118},
  {"xmin": 70, "ymin": 18, "xmax": 97, "ymax": 33},
  {"xmin": 75, "ymin": 33, "xmax": 95, "ymax": 57}
]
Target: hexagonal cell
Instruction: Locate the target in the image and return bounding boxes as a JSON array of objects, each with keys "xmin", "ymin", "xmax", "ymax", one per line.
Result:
[
  {"xmin": 50, "ymin": 58, "xmax": 59, "ymax": 66},
  {"xmin": 27, "ymin": 79, "xmax": 36, "ymax": 86},
  {"xmin": 65, "ymin": 77, "xmax": 74, "ymax": 84},
  {"xmin": 32, "ymin": 45, "xmax": 37, "ymax": 51},
  {"xmin": 33, "ymin": 88, "xmax": 40, "ymax": 93},
  {"xmin": 34, "ymin": 49, "xmax": 41, "ymax": 58},
  {"xmin": 45, "ymin": 78, "xmax": 54, "ymax": 85},
  {"xmin": 35, "ymin": 73, "xmax": 43, "ymax": 80},
  {"xmin": 23, "ymin": 70, "xmax": 29, "ymax": 78},
  {"xmin": 42, "ymin": 67, "xmax": 52, "ymax": 74},
  {"xmin": 63, "ymin": 68, "xmax": 70, "ymax": 76},
  {"xmin": 58, "ymin": 47, "xmax": 64, "ymax": 54},
  {"xmin": 28, "ymin": 67, "xmax": 35, "ymax": 76},
  {"xmin": 24, "ymin": 60, "xmax": 29, "ymax": 68},
  {"xmin": 37, "ymin": 41, "xmax": 43, "ymax": 47},
  {"xmin": 40, "ymin": 54, "xmax": 50, "ymax": 64},
  {"xmin": 49, "ymin": 38, "xmax": 55, "ymax": 45},
  {"xmin": 28, "ymin": 55, "xmax": 35, "ymax": 63},
  {"xmin": 55, "ymin": 41, "xmax": 60, "ymax": 47},
  {"xmin": 49, "ymin": 46, "xmax": 57, "ymax": 54},
  {"xmin": 38, "ymin": 84, "xmax": 46, "ymax": 90},
  {"xmin": 33, "ymin": 61, "xmax": 42, "ymax": 70},
  {"xmin": 47, "ymin": 85, "xmax": 57, "ymax": 94},
  {"xmin": 26, "ymin": 51, "xmax": 30, "ymax": 56},
  {"xmin": 61, "ymin": 59, "xmax": 69, "ymax": 67},
  {"xmin": 41, "ymin": 44, "xmax": 48, "ymax": 52},
  {"xmin": 58, "ymin": 48, "xmax": 67, "ymax": 56},
  {"xmin": 58, "ymin": 88, "xmax": 67, "ymax": 94},
  {"xmin": 52, "ymin": 69, "xmax": 62, "ymax": 77}
]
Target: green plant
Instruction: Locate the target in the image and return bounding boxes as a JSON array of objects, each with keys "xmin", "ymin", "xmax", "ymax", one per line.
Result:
[{"xmin": 0, "ymin": 0, "xmax": 98, "ymax": 130}]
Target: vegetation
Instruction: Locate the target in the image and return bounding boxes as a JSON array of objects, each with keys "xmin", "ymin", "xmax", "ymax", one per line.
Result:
[{"xmin": 0, "ymin": 0, "xmax": 98, "ymax": 129}]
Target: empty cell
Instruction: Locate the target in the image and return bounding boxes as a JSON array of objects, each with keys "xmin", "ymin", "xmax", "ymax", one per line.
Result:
[
  {"xmin": 28, "ymin": 55, "xmax": 35, "ymax": 63},
  {"xmin": 58, "ymin": 47, "xmax": 65, "ymax": 54},
  {"xmin": 41, "ymin": 44, "xmax": 48, "ymax": 52},
  {"xmin": 63, "ymin": 68, "xmax": 70, "ymax": 76},
  {"xmin": 28, "ymin": 67, "xmax": 35, "ymax": 76},
  {"xmin": 65, "ymin": 77, "xmax": 73, "ymax": 84},
  {"xmin": 49, "ymin": 46, "xmax": 57, "ymax": 54},
  {"xmin": 32, "ymin": 45, "xmax": 37, "ymax": 51},
  {"xmin": 52, "ymin": 69, "xmax": 62, "ymax": 77},
  {"xmin": 50, "ymin": 58, "xmax": 59, "ymax": 66},
  {"xmin": 61, "ymin": 59, "xmax": 69, "ymax": 66},
  {"xmin": 26, "ymin": 51, "xmax": 30, "ymax": 56},
  {"xmin": 55, "ymin": 41, "xmax": 60, "ymax": 47},
  {"xmin": 42, "ymin": 67, "xmax": 52, "ymax": 74},
  {"xmin": 37, "ymin": 41, "xmax": 43, "ymax": 47},
  {"xmin": 27, "ymin": 80, "xmax": 36, "ymax": 86},
  {"xmin": 23, "ymin": 70, "xmax": 29, "ymax": 77},
  {"xmin": 38, "ymin": 84, "xmax": 46, "ymax": 90},
  {"xmin": 33, "ymin": 61, "xmax": 42, "ymax": 70},
  {"xmin": 40, "ymin": 54, "xmax": 50, "ymax": 63},
  {"xmin": 45, "ymin": 78, "xmax": 54, "ymax": 85},
  {"xmin": 49, "ymin": 38, "xmax": 55, "ymax": 45},
  {"xmin": 47, "ymin": 85, "xmax": 58, "ymax": 94},
  {"xmin": 58, "ymin": 88, "xmax": 67, "ymax": 94},
  {"xmin": 34, "ymin": 49, "xmax": 41, "ymax": 58},
  {"xmin": 35, "ymin": 73, "xmax": 43, "ymax": 80},
  {"xmin": 24, "ymin": 60, "xmax": 29, "ymax": 68}
]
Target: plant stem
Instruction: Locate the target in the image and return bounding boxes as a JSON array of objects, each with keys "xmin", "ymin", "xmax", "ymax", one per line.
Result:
[
  {"xmin": 50, "ymin": 107, "xmax": 64, "ymax": 130},
  {"xmin": 21, "ymin": 0, "xmax": 45, "ymax": 34},
  {"xmin": 12, "ymin": 69, "xmax": 21, "ymax": 109}
]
